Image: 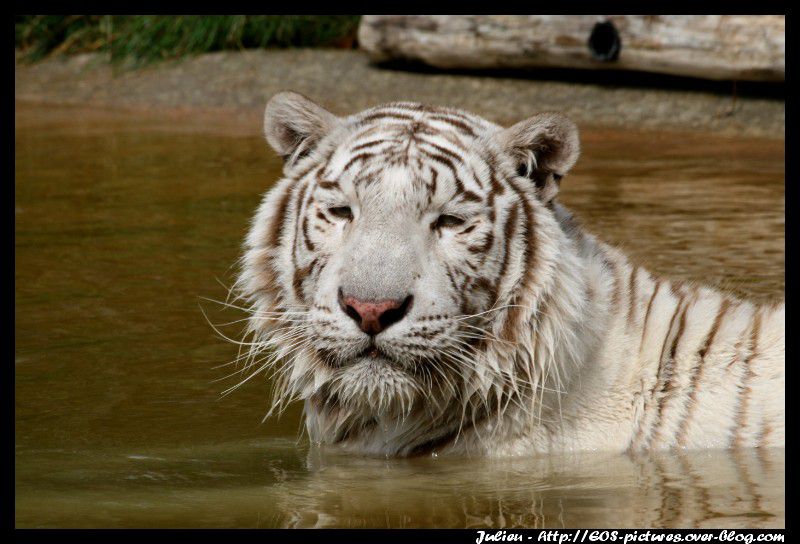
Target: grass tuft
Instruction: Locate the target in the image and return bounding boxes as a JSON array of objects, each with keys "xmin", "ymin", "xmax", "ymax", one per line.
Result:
[{"xmin": 15, "ymin": 15, "xmax": 361, "ymax": 65}]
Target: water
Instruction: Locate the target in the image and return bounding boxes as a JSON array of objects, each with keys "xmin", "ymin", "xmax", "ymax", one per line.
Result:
[{"xmin": 15, "ymin": 102, "xmax": 784, "ymax": 528}]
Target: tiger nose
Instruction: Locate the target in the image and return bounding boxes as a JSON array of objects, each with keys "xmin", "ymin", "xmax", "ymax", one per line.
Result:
[{"xmin": 338, "ymin": 289, "xmax": 414, "ymax": 336}]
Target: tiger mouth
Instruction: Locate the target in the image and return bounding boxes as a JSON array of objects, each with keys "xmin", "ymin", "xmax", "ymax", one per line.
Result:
[
  {"xmin": 358, "ymin": 345, "xmax": 383, "ymax": 359},
  {"xmin": 353, "ymin": 346, "xmax": 445, "ymax": 376},
  {"xmin": 354, "ymin": 344, "xmax": 406, "ymax": 369},
  {"xmin": 316, "ymin": 344, "xmax": 401, "ymax": 369}
]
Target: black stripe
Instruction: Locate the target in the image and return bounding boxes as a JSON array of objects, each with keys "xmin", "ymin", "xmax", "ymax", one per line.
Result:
[
  {"xmin": 639, "ymin": 281, "xmax": 662, "ymax": 353},
  {"xmin": 651, "ymin": 293, "xmax": 694, "ymax": 445},
  {"xmin": 350, "ymin": 139, "xmax": 393, "ymax": 153},
  {"xmin": 733, "ymin": 308, "xmax": 763, "ymax": 448},
  {"xmin": 341, "ymin": 152, "xmax": 374, "ymax": 173},
  {"xmin": 459, "ymin": 190, "xmax": 483, "ymax": 203},
  {"xmin": 676, "ymin": 298, "xmax": 730, "ymax": 447},
  {"xmin": 302, "ymin": 216, "xmax": 315, "ymax": 251},
  {"xmin": 628, "ymin": 265, "xmax": 639, "ymax": 327},
  {"xmin": 428, "ymin": 115, "xmax": 478, "ymax": 137},
  {"xmin": 269, "ymin": 182, "xmax": 295, "ymax": 248},
  {"xmin": 642, "ymin": 292, "xmax": 688, "ymax": 448},
  {"xmin": 495, "ymin": 204, "xmax": 519, "ymax": 298},
  {"xmin": 317, "ymin": 180, "xmax": 340, "ymax": 190},
  {"xmin": 316, "ymin": 209, "xmax": 333, "ymax": 225},
  {"xmin": 420, "ymin": 139, "xmax": 464, "ymax": 164},
  {"xmin": 359, "ymin": 111, "xmax": 416, "ymax": 124}
]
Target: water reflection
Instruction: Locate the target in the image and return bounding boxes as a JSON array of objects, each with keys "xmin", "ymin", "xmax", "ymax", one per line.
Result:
[
  {"xmin": 15, "ymin": 103, "xmax": 784, "ymax": 528},
  {"xmin": 14, "ymin": 441, "xmax": 784, "ymax": 528},
  {"xmin": 287, "ymin": 447, "xmax": 784, "ymax": 528}
]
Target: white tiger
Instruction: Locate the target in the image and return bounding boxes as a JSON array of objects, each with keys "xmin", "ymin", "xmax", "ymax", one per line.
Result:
[{"xmin": 233, "ymin": 91, "xmax": 784, "ymax": 457}]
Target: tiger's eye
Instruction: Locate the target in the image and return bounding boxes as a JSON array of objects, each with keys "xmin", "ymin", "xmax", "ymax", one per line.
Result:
[
  {"xmin": 328, "ymin": 206, "xmax": 354, "ymax": 221},
  {"xmin": 433, "ymin": 214, "xmax": 466, "ymax": 230}
]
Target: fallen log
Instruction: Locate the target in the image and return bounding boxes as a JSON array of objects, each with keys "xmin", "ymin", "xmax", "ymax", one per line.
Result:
[{"xmin": 358, "ymin": 15, "xmax": 785, "ymax": 82}]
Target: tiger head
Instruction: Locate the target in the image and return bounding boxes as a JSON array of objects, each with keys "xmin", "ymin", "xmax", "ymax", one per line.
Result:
[{"xmin": 236, "ymin": 92, "xmax": 582, "ymax": 455}]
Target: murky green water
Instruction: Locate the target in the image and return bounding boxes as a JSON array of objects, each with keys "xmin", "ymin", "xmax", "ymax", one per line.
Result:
[{"xmin": 15, "ymin": 103, "xmax": 784, "ymax": 528}]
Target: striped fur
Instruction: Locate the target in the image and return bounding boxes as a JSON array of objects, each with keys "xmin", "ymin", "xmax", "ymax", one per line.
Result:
[{"xmin": 235, "ymin": 92, "xmax": 784, "ymax": 457}]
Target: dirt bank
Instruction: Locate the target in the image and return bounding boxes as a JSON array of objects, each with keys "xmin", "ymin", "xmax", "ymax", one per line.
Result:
[{"xmin": 15, "ymin": 49, "xmax": 784, "ymax": 138}]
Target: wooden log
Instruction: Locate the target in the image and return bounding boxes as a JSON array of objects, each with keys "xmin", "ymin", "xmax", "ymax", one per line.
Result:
[{"xmin": 358, "ymin": 15, "xmax": 785, "ymax": 82}]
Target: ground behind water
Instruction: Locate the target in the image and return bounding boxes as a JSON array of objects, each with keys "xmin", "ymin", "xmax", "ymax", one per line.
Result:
[{"xmin": 15, "ymin": 49, "xmax": 784, "ymax": 138}]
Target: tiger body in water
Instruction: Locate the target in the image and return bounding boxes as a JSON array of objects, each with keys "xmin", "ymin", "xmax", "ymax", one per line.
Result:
[{"xmin": 234, "ymin": 92, "xmax": 784, "ymax": 457}]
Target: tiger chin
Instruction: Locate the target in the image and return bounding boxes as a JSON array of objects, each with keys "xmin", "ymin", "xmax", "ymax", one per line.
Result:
[{"xmin": 234, "ymin": 91, "xmax": 784, "ymax": 458}]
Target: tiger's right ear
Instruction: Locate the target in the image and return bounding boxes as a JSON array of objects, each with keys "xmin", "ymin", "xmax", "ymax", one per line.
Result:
[{"xmin": 263, "ymin": 91, "xmax": 341, "ymax": 164}]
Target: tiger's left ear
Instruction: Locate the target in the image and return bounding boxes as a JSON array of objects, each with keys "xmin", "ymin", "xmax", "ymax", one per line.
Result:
[{"xmin": 498, "ymin": 112, "xmax": 580, "ymax": 203}]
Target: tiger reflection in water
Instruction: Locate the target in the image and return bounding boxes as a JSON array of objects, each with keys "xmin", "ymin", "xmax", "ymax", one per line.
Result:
[{"xmin": 268, "ymin": 448, "xmax": 784, "ymax": 529}]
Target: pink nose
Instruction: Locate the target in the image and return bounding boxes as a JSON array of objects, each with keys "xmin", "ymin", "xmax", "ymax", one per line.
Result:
[{"xmin": 339, "ymin": 292, "xmax": 413, "ymax": 336}]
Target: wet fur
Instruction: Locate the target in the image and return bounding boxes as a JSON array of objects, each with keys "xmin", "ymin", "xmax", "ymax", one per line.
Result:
[{"xmin": 231, "ymin": 93, "xmax": 784, "ymax": 457}]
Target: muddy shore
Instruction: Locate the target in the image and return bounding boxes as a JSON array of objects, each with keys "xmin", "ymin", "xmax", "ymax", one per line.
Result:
[{"xmin": 15, "ymin": 49, "xmax": 784, "ymax": 139}]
